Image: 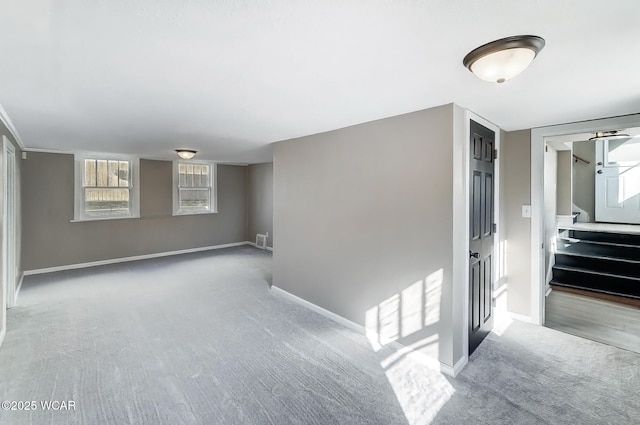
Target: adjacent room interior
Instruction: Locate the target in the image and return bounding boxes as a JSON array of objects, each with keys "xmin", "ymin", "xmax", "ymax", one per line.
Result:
[{"xmin": 0, "ymin": 1, "xmax": 639, "ymax": 424}]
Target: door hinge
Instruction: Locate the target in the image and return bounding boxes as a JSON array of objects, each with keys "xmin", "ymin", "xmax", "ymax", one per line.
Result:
[
  {"xmin": 493, "ymin": 223, "xmax": 497, "ymax": 233},
  {"xmin": 493, "ymin": 149, "xmax": 498, "ymax": 160}
]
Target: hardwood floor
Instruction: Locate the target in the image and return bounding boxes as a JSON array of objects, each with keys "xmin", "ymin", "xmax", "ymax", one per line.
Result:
[
  {"xmin": 550, "ymin": 285, "xmax": 640, "ymax": 308},
  {"xmin": 546, "ymin": 289, "xmax": 640, "ymax": 354}
]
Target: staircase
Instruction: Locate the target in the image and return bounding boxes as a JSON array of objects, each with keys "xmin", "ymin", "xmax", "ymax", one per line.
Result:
[{"xmin": 551, "ymin": 228, "xmax": 640, "ymax": 302}]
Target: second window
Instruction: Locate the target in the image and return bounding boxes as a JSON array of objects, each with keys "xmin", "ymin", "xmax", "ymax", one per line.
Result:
[{"xmin": 174, "ymin": 162, "xmax": 216, "ymax": 215}]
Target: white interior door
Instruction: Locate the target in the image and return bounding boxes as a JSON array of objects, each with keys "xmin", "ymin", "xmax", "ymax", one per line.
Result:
[{"xmin": 595, "ymin": 138, "xmax": 640, "ymax": 224}]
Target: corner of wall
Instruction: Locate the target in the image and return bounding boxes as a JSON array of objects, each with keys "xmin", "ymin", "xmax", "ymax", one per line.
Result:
[
  {"xmin": 450, "ymin": 104, "xmax": 468, "ymax": 366},
  {"xmin": 245, "ymin": 165, "xmax": 250, "ymax": 243}
]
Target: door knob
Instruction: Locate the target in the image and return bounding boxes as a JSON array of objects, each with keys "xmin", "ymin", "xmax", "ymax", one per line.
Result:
[
  {"xmin": 469, "ymin": 251, "xmax": 480, "ymax": 258},
  {"xmin": 597, "ymin": 170, "xmax": 603, "ymax": 174},
  {"xmin": 597, "ymin": 162, "xmax": 603, "ymax": 166}
]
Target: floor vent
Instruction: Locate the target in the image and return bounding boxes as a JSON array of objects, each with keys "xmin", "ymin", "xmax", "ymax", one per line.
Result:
[{"xmin": 256, "ymin": 234, "xmax": 267, "ymax": 249}]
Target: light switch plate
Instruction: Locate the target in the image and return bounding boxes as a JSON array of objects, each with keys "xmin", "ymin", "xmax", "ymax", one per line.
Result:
[{"xmin": 522, "ymin": 205, "xmax": 531, "ymax": 218}]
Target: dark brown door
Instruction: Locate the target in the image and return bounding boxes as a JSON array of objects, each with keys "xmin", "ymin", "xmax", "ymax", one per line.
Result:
[{"xmin": 469, "ymin": 119, "xmax": 495, "ymax": 355}]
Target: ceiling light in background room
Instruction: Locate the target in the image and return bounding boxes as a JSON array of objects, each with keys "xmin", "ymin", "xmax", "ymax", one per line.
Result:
[
  {"xmin": 589, "ymin": 130, "xmax": 631, "ymax": 142},
  {"xmin": 176, "ymin": 149, "xmax": 197, "ymax": 159},
  {"xmin": 463, "ymin": 35, "xmax": 545, "ymax": 83}
]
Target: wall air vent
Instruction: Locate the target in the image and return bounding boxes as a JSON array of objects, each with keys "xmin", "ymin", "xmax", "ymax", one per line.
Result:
[{"xmin": 256, "ymin": 234, "xmax": 267, "ymax": 249}]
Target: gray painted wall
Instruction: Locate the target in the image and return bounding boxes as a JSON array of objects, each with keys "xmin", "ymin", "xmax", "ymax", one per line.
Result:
[
  {"xmin": 503, "ymin": 130, "xmax": 532, "ymax": 316},
  {"xmin": 248, "ymin": 163, "xmax": 273, "ymax": 248},
  {"xmin": 0, "ymin": 122, "xmax": 22, "ymax": 345},
  {"xmin": 273, "ymin": 105, "xmax": 457, "ymax": 367},
  {"xmin": 21, "ymin": 153, "xmax": 248, "ymax": 270},
  {"xmin": 140, "ymin": 159, "xmax": 173, "ymax": 218},
  {"xmin": 572, "ymin": 140, "xmax": 596, "ymax": 221},
  {"xmin": 556, "ymin": 151, "xmax": 572, "ymax": 216}
]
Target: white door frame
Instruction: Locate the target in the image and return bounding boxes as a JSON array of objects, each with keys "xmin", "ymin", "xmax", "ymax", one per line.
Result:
[
  {"xmin": 453, "ymin": 107, "xmax": 500, "ymax": 373},
  {"xmin": 3, "ymin": 136, "xmax": 17, "ymax": 309},
  {"xmin": 530, "ymin": 113, "xmax": 640, "ymax": 325}
]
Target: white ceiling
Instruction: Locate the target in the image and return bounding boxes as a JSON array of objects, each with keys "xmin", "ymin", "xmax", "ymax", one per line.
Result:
[{"xmin": 1, "ymin": 0, "xmax": 639, "ymax": 163}]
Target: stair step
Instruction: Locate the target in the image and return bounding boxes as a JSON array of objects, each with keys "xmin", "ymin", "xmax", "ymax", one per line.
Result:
[
  {"xmin": 557, "ymin": 236, "xmax": 640, "ymax": 250},
  {"xmin": 551, "ymin": 265, "xmax": 640, "ymax": 299},
  {"xmin": 555, "ymin": 253, "xmax": 640, "ymax": 278},
  {"xmin": 557, "ymin": 240, "xmax": 640, "ymax": 261},
  {"xmin": 568, "ymin": 230, "xmax": 640, "ymax": 247},
  {"xmin": 553, "ymin": 265, "xmax": 640, "ymax": 280},
  {"xmin": 556, "ymin": 249, "xmax": 640, "ymax": 263}
]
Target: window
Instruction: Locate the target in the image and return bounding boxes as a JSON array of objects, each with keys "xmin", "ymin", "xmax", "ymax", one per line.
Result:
[
  {"xmin": 74, "ymin": 154, "xmax": 140, "ymax": 221},
  {"xmin": 173, "ymin": 162, "xmax": 216, "ymax": 215}
]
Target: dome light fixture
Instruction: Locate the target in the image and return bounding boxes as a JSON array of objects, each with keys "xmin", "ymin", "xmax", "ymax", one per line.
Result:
[
  {"xmin": 463, "ymin": 35, "xmax": 545, "ymax": 83},
  {"xmin": 175, "ymin": 149, "xmax": 197, "ymax": 160},
  {"xmin": 589, "ymin": 130, "xmax": 630, "ymax": 142}
]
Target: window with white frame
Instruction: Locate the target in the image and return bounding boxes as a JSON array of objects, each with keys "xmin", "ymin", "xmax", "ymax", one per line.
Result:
[
  {"xmin": 74, "ymin": 154, "xmax": 140, "ymax": 221},
  {"xmin": 174, "ymin": 162, "xmax": 216, "ymax": 215}
]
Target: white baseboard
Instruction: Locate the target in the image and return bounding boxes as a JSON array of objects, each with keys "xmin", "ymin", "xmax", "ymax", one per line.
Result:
[
  {"xmin": 246, "ymin": 241, "xmax": 273, "ymax": 252},
  {"xmin": 23, "ymin": 242, "xmax": 249, "ymax": 276},
  {"xmin": 271, "ymin": 285, "xmax": 459, "ymax": 377},
  {"xmin": 506, "ymin": 310, "xmax": 535, "ymax": 324},
  {"xmin": 271, "ymin": 286, "xmax": 364, "ymax": 334},
  {"xmin": 448, "ymin": 355, "xmax": 468, "ymax": 377}
]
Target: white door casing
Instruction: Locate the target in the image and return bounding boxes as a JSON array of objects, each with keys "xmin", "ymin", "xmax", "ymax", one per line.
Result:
[
  {"xmin": 454, "ymin": 107, "xmax": 500, "ymax": 374},
  {"xmin": 3, "ymin": 136, "xmax": 17, "ymax": 309}
]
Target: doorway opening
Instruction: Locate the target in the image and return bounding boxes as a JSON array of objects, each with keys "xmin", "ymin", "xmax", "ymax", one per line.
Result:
[{"xmin": 532, "ymin": 116, "xmax": 640, "ymax": 353}]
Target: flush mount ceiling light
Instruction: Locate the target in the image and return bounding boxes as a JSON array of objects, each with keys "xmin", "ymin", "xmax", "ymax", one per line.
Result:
[
  {"xmin": 589, "ymin": 130, "xmax": 631, "ymax": 142},
  {"xmin": 175, "ymin": 149, "xmax": 197, "ymax": 160},
  {"xmin": 463, "ymin": 35, "xmax": 545, "ymax": 83}
]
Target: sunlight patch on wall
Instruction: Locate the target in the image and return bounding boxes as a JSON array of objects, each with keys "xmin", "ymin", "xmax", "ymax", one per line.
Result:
[
  {"xmin": 363, "ymin": 270, "xmax": 452, "ymax": 424},
  {"xmin": 494, "ymin": 283, "xmax": 508, "ymax": 311},
  {"xmin": 401, "ymin": 280, "xmax": 423, "ymax": 337},
  {"xmin": 365, "ymin": 269, "xmax": 443, "ymax": 352},
  {"xmin": 379, "ymin": 293, "xmax": 400, "ymax": 342},
  {"xmin": 424, "ymin": 269, "xmax": 442, "ymax": 327},
  {"xmin": 365, "ymin": 307, "xmax": 383, "ymax": 351},
  {"xmin": 491, "ymin": 309, "xmax": 514, "ymax": 337},
  {"xmin": 498, "ymin": 239, "xmax": 508, "ymax": 280}
]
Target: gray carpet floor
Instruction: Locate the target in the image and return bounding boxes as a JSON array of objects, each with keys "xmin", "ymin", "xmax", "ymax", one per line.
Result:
[{"xmin": 0, "ymin": 245, "xmax": 638, "ymax": 425}]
